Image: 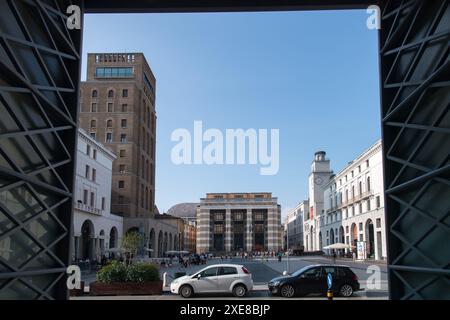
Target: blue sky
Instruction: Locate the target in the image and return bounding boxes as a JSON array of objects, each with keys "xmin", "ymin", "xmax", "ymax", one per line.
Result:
[{"xmin": 82, "ymin": 10, "xmax": 381, "ymax": 217}]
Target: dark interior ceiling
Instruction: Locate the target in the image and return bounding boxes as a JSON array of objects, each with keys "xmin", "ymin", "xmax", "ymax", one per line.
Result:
[{"xmin": 84, "ymin": 0, "xmax": 376, "ymax": 13}]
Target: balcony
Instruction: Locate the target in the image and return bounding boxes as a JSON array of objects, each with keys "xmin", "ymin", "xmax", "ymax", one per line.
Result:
[
  {"xmin": 337, "ymin": 190, "xmax": 373, "ymax": 209},
  {"xmin": 74, "ymin": 201, "xmax": 101, "ymax": 215}
]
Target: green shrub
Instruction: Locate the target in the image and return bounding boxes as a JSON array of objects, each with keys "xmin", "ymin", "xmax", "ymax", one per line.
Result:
[
  {"xmin": 97, "ymin": 261, "xmax": 160, "ymax": 284},
  {"xmin": 96, "ymin": 260, "xmax": 127, "ymax": 283},
  {"xmin": 126, "ymin": 263, "xmax": 160, "ymax": 283}
]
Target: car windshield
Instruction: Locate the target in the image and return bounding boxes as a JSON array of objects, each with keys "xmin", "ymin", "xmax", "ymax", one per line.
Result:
[{"xmin": 291, "ymin": 266, "xmax": 314, "ymax": 277}]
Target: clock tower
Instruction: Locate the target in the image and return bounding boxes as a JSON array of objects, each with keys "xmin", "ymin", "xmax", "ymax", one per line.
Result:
[{"xmin": 306, "ymin": 151, "xmax": 333, "ymax": 251}]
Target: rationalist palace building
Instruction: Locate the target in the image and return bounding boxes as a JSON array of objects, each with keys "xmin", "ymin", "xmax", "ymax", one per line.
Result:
[{"xmin": 196, "ymin": 193, "xmax": 282, "ymax": 254}]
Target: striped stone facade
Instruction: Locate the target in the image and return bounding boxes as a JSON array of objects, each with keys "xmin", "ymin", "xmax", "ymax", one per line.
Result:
[{"xmin": 196, "ymin": 193, "xmax": 281, "ymax": 254}]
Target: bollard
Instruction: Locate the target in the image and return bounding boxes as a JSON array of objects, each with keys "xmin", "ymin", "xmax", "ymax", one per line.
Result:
[
  {"xmin": 163, "ymin": 272, "xmax": 167, "ymax": 287},
  {"xmin": 327, "ymin": 289, "xmax": 333, "ymax": 300}
]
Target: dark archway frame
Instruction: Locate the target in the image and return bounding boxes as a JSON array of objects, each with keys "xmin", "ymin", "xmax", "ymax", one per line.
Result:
[{"xmin": 0, "ymin": 0, "xmax": 448, "ymax": 300}]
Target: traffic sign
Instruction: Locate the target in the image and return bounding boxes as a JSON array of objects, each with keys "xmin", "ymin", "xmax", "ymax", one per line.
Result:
[{"xmin": 327, "ymin": 273, "xmax": 333, "ymax": 289}]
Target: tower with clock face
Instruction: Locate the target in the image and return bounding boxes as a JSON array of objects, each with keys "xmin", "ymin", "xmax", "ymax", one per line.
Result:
[{"xmin": 305, "ymin": 151, "xmax": 333, "ymax": 251}]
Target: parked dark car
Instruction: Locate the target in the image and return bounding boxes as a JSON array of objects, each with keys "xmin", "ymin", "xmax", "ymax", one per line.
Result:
[{"xmin": 268, "ymin": 264, "xmax": 361, "ymax": 298}]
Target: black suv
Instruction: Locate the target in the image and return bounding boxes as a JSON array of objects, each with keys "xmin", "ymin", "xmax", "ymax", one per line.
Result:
[{"xmin": 268, "ymin": 264, "xmax": 361, "ymax": 298}]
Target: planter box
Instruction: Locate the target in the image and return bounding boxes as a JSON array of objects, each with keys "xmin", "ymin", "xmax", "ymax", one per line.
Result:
[{"xmin": 90, "ymin": 281, "xmax": 163, "ymax": 296}]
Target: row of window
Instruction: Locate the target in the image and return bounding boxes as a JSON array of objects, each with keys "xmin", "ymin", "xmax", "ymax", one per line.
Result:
[
  {"xmin": 323, "ymin": 196, "xmax": 381, "ymax": 225},
  {"xmin": 211, "ymin": 211, "xmax": 265, "ymax": 221},
  {"xmin": 90, "ymin": 102, "xmax": 128, "ymax": 113},
  {"xmin": 91, "ymin": 89, "xmax": 129, "ymax": 99},
  {"xmin": 331, "ymin": 159, "xmax": 370, "ymax": 190},
  {"xmin": 90, "ymin": 118, "xmax": 128, "ymax": 129},
  {"xmin": 85, "ymin": 165, "xmax": 97, "ymax": 182},
  {"xmin": 329, "ymin": 177, "xmax": 372, "ymax": 207},
  {"xmin": 81, "ymin": 190, "xmax": 106, "ymax": 211},
  {"xmin": 95, "ymin": 67, "xmax": 134, "ymax": 78},
  {"xmin": 89, "ymin": 132, "xmax": 128, "ymax": 144},
  {"xmin": 86, "ymin": 144, "xmax": 97, "ymax": 160}
]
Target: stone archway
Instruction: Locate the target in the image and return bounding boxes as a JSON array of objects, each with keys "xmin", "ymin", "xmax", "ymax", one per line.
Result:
[
  {"xmin": 163, "ymin": 232, "xmax": 168, "ymax": 255},
  {"xmin": 158, "ymin": 230, "xmax": 163, "ymax": 257},
  {"xmin": 109, "ymin": 227, "xmax": 118, "ymax": 248},
  {"xmin": 351, "ymin": 223, "xmax": 358, "ymax": 253},
  {"xmin": 365, "ymin": 219, "xmax": 375, "ymax": 259},
  {"xmin": 149, "ymin": 228, "xmax": 155, "ymax": 257},
  {"xmin": 81, "ymin": 220, "xmax": 95, "ymax": 260}
]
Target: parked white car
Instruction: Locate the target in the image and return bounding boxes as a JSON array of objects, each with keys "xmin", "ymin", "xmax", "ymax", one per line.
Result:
[{"xmin": 170, "ymin": 264, "xmax": 253, "ymax": 298}]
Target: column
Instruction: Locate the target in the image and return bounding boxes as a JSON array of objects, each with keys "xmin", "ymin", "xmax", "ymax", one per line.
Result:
[
  {"xmin": 267, "ymin": 207, "xmax": 277, "ymax": 251},
  {"xmin": 245, "ymin": 209, "xmax": 253, "ymax": 252},
  {"xmin": 196, "ymin": 208, "xmax": 210, "ymax": 254},
  {"xmin": 225, "ymin": 208, "xmax": 232, "ymax": 252}
]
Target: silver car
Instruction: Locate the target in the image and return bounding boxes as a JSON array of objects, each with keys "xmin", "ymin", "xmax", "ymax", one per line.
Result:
[{"xmin": 170, "ymin": 264, "xmax": 253, "ymax": 298}]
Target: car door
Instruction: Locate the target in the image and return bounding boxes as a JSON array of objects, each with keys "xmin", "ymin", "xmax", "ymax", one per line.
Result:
[
  {"xmin": 295, "ymin": 266, "xmax": 322, "ymax": 295},
  {"xmin": 192, "ymin": 267, "xmax": 219, "ymax": 293},
  {"xmin": 217, "ymin": 266, "xmax": 239, "ymax": 292}
]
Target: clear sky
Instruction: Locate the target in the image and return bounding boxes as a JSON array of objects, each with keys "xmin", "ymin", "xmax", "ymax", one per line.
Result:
[{"xmin": 81, "ymin": 10, "xmax": 381, "ymax": 219}]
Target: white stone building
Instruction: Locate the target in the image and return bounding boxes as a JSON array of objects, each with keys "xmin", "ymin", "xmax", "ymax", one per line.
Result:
[
  {"xmin": 304, "ymin": 140, "xmax": 387, "ymax": 260},
  {"xmin": 72, "ymin": 129, "xmax": 123, "ymax": 262},
  {"xmin": 285, "ymin": 200, "xmax": 309, "ymax": 251}
]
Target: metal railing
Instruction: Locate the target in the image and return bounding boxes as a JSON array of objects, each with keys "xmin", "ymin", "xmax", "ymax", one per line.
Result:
[{"xmin": 74, "ymin": 202, "xmax": 101, "ymax": 215}]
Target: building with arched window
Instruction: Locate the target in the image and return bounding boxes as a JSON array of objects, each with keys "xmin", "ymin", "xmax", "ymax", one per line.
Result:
[
  {"xmin": 72, "ymin": 129, "xmax": 123, "ymax": 263},
  {"xmin": 302, "ymin": 140, "xmax": 386, "ymax": 260}
]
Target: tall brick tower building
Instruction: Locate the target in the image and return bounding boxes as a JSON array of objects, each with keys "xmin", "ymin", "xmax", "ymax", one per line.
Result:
[{"xmin": 79, "ymin": 53, "xmax": 156, "ymax": 221}]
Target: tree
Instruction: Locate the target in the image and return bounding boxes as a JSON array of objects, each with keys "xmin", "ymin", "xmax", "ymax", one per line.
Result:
[{"xmin": 121, "ymin": 231, "xmax": 143, "ymax": 265}]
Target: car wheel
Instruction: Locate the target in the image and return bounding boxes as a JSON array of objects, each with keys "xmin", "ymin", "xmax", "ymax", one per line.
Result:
[
  {"xmin": 180, "ymin": 285, "xmax": 194, "ymax": 298},
  {"xmin": 280, "ymin": 284, "xmax": 295, "ymax": 298},
  {"xmin": 233, "ymin": 284, "xmax": 247, "ymax": 297},
  {"xmin": 339, "ymin": 284, "xmax": 353, "ymax": 297}
]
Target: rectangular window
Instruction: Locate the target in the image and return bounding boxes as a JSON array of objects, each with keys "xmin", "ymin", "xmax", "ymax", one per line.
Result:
[
  {"xmin": 121, "ymin": 104, "xmax": 128, "ymax": 112},
  {"xmin": 367, "ymin": 199, "xmax": 371, "ymax": 211},
  {"xmin": 213, "ymin": 212, "xmax": 224, "ymax": 221},
  {"xmin": 119, "ymin": 164, "xmax": 126, "ymax": 173},
  {"xmin": 120, "ymin": 149, "xmax": 126, "ymax": 157},
  {"xmin": 91, "ymin": 103, "xmax": 97, "ymax": 112},
  {"xmin": 83, "ymin": 190, "xmax": 88, "ymax": 204},
  {"xmin": 90, "ymin": 132, "xmax": 96, "ymax": 139},
  {"xmin": 90, "ymin": 192, "xmax": 95, "ymax": 207},
  {"xmin": 214, "ymin": 224, "xmax": 223, "ymax": 233},
  {"xmin": 85, "ymin": 165, "xmax": 90, "ymax": 179},
  {"xmin": 376, "ymin": 196, "xmax": 381, "ymax": 208},
  {"xmin": 122, "ymin": 89, "xmax": 129, "ymax": 98},
  {"xmin": 86, "ymin": 145, "xmax": 90, "ymax": 156},
  {"xmin": 92, "ymin": 169, "xmax": 96, "ymax": 182},
  {"xmin": 101, "ymin": 197, "xmax": 105, "ymax": 210},
  {"xmin": 118, "ymin": 181, "xmax": 125, "ymax": 189},
  {"xmin": 376, "ymin": 218, "xmax": 381, "ymax": 228},
  {"xmin": 93, "ymin": 149, "xmax": 97, "ymax": 160},
  {"xmin": 121, "ymin": 119, "xmax": 127, "ymax": 128},
  {"xmin": 254, "ymin": 223, "xmax": 264, "ymax": 233},
  {"xmin": 106, "ymin": 132, "xmax": 112, "ymax": 143},
  {"xmin": 233, "ymin": 223, "xmax": 244, "ymax": 233},
  {"xmin": 107, "ymin": 103, "xmax": 113, "ymax": 112},
  {"xmin": 359, "ymin": 223, "xmax": 363, "ymax": 231},
  {"xmin": 120, "ymin": 134, "xmax": 127, "ymax": 143},
  {"xmin": 234, "ymin": 212, "xmax": 243, "ymax": 220}
]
